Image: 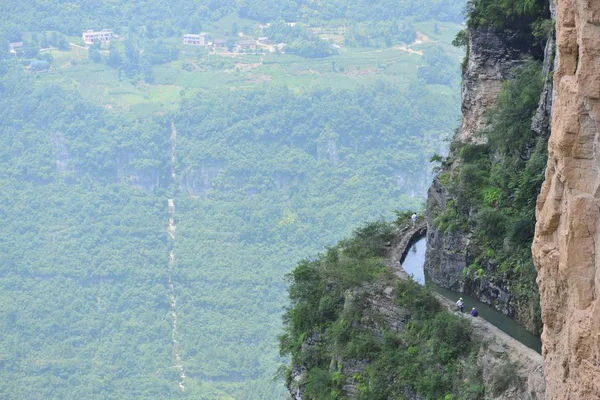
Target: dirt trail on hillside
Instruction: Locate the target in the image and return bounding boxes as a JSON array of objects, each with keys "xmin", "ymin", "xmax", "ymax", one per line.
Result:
[{"xmin": 167, "ymin": 122, "xmax": 186, "ymax": 391}]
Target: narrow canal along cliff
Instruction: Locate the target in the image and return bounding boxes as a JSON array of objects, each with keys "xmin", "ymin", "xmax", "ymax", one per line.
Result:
[
  {"xmin": 424, "ymin": 1, "xmax": 554, "ymax": 333},
  {"xmin": 285, "ymin": 220, "xmax": 545, "ymax": 399},
  {"xmin": 533, "ymin": 0, "xmax": 600, "ymax": 398}
]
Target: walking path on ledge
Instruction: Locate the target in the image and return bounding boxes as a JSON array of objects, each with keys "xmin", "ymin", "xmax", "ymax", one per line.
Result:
[{"xmin": 385, "ymin": 220, "xmax": 546, "ymax": 400}]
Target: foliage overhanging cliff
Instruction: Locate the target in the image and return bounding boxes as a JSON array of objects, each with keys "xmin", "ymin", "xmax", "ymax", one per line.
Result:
[{"xmin": 280, "ymin": 217, "xmax": 546, "ymax": 399}]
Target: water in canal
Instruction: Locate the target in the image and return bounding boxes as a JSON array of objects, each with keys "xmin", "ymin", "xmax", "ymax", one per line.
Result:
[{"xmin": 401, "ymin": 237, "xmax": 542, "ymax": 354}]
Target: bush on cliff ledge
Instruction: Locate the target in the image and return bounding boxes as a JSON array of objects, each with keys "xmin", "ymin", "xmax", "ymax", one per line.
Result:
[{"xmin": 279, "ymin": 220, "xmax": 482, "ymax": 399}]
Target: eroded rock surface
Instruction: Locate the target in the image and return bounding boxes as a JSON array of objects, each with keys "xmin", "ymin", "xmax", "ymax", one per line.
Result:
[
  {"xmin": 458, "ymin": 26, "xmax": 533, "ymax": 143},
  {"xmin": 533, "ymin": 0, "xmax": 600, "ymax": 398}
]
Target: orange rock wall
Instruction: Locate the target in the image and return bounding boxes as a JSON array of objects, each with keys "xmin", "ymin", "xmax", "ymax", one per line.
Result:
[{"xmin": 533, "ymin": 0, "xmax": 600, "ymax": 398}]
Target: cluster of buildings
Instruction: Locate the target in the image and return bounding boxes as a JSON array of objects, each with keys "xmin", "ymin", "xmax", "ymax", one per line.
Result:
[
  {"xmin": 80, "ymin": 29, "xmax": 273, "ymax": 53},
  {"xmin": 10, "ymin": 26, "xmax": 277, "ymax": 56},
  {"xmin": 183, "ymin": 33, "xmax": 260, "ymax": 52}
]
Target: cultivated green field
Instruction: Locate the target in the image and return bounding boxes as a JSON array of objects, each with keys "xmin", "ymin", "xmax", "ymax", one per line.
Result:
[{"xmin": 34, "ymin": 15, "xmax": 463, "ymax": 118}]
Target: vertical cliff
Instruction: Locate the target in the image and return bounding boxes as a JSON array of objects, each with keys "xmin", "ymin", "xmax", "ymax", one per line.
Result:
[
  {"xmin": 425, "ymin": 1, "xmax": 552, "ymax": 333},
  {"xmin": 426, "ymin": 25, "xmax": 536, "ymax": 289},
  {"xmin": 533, "ymin": 0, "xmax": 600, "ymax": 398}
]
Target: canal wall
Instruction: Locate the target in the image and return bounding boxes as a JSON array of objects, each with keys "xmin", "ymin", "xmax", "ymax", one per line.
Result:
[
  {"xmin": 386, "ymin": 219, "xmax": 427, "ymax": 280},
  {"xmin": 386, "ymin": 224, "xmax": 546, "ymax": 399}
]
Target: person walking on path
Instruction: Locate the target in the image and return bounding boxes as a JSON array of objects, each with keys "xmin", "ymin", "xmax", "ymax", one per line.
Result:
[
  {"xmin": 471, "ymin": 308, "xmax": 478, "ymax": 317},
  {"xmin": 411, "ymin": 213, "xmax": 418, "ymax": 227},
  {"xmin": 456, "ymin": 297, "xmax": 464, "ymax": 312}
]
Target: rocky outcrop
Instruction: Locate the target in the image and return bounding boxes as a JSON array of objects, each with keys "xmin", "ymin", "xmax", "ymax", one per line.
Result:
[
  {"xmin": 458, "ymin": 26, "xmax": 535, "ymax": 143},
  {"xmin": 179, "ymin": 160, "xmax": 223, "ymax": 195},
  {"xmin": 398, "ymin": 230, "xmax": 546, "ymax": 400},
  {"xmin": 532, "ymin": 0, "xmax": 600, "ymax": 398},
  {"xmin": 433, "ymin": 293, "xmax": 546, "ymax": 400},
  {"xmin": 425, "ymin": 177, "xmax": 469, "ymax": 291},
  {"xmin": 290, "ymin": 221, "xmax": 546, "ymax": 399},
  {"xmin": 118, "ymin": 166, "xmax": 160, "ymax": 192},
  {"xmin": 288, "ymin": 223, "xmax": 425, "ymax": 399},
  {"xmin": 51, "ymin": 132, "xmax": 73, "ymax": 176}
]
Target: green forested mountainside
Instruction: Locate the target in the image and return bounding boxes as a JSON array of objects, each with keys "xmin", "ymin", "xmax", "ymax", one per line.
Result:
[
  {"xmin": 0, "ymin": 0, "xmax": 463, "ymax": 37},
  {"xmin": 0, "ymin": 0, "xmax": 464, "ymax": 398},
  {"xmin": 0, "ymin": 67, "xmax": 458, "ymax": 398},
  {"xmin": 169, "ymin": 84, "xmax": 455, "ymax": 393}
]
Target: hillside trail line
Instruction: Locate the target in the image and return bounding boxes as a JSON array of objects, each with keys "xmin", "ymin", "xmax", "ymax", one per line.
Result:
[{"xmin": 167, "ymin": 121, "xmax": 185, "ymax": 391}]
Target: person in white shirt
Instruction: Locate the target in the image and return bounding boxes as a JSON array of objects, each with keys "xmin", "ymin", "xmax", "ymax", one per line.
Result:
[
  {"xmin": 456, "ymin": 298, "xmax": 464, "ymax": 312},
  {"xmin": 411, "ymin": 213, "xmax": 418, "ymax": 227}
]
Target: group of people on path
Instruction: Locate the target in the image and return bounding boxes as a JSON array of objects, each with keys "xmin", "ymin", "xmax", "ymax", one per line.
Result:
[{"xmin": 456, "ymin": 297, "xmax": 478, "ymax": 317}]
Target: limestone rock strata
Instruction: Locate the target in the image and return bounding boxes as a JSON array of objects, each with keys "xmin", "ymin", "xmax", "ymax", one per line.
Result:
[
  {"xmin": 533, "ymin": 0, "xmax": 600, "ymax": 398},
  {"xmin": 458, "ymin": 26, "xmax": 533, "ymax": 143}
]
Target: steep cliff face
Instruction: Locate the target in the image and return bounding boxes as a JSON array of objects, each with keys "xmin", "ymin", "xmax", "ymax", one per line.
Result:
[
  {"xmin": 532, "ymin": 0, "xmax": 600, "ymax": 398},
  {"xmin": 425, "ymin": 9, "xmax": 553, "ymax": 332},
  {"xmin": 457, "ymin": 27, "xmax": 535, "ymax": 143},
  {"xmin": 425, "ymin": 26, "xmax": 531, "ymax": 291}
]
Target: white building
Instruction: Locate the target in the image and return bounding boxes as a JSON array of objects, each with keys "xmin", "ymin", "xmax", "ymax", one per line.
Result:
[
  {"xmin": 8, "ymin": 42, "xmax": 23, "ymax": 55},
  {"xmin": 82, "ymin": 29, "xmax": 113, "ymax": 45},
  {"xmin": 183, "ymin": 33, "xmax": 208, "ymax": 46}
]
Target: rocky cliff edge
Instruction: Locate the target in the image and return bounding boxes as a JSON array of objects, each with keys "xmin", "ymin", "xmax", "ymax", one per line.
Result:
[{"xmin": 533, "ymin": 0, "xmax": 600, "ymax": 398}]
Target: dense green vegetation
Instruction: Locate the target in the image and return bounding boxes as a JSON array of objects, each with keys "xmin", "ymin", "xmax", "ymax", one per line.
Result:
[
  {"xmin": 280, "ymin": 221, "xmax": 482, "ymax": 399},
  {"xmin": 0, "ymin": 64, "xmax": 176, "ymax": 399},
  {"xmin": 0, "ymin": 0, "xmax": 463, "ymax": 38},
  {"xmin": 0, "ymin": 12, "xmax": 464, "ymax": 117},
  {"xmin": 0, "ymin": 62, "xmax": 460, "ymax": 399},
  {"xmin": 0, "ymin": 0, "xmax": 463, "ymax": 66},
  {"xmin": 167, "ymin": 82, "xmax": 457, "ymax": 396},
  {"xmin": 433, "ymin": 61, "xmax": 545, "ymax": 332},
  {"xmin": 467, "ymin": 0, "xmax": 550, "ymax": 29},
  {"xmin": 0, "ymin": 0, "xmax": 465, "ymax": 398},
  {"xmin": 265, "ymin": 20, "xmax": 339, "ymax": 58}
]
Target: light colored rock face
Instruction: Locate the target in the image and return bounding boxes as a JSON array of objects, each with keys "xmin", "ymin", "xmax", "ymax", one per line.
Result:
[
  {"xmin": 533, "ymin": 0, "xmax": 600, "ymax": 398},
  {"xmin": 457, "ymin": 27, "xmax": 528, "ymax": 143}
]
